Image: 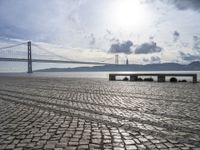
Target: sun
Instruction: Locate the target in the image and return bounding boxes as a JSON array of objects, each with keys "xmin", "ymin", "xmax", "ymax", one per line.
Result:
[{"xmin": 111, "ymin": 0, "xmax": 147, "ymax": 29}]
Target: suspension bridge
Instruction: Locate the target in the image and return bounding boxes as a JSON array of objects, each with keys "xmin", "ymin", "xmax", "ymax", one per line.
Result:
[{"xmin": 0, "ymin": 41, "xmax": 116, "ymax": 73}]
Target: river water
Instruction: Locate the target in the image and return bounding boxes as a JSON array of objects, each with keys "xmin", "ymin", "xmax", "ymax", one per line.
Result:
[{"xmin": 0, "ymin": 71, "xmax": 200, "ymax": 82}]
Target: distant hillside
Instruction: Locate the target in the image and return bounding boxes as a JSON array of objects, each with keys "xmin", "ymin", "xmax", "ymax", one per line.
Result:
[{"xmin": 36, "ymin": 61, "xmax": 200, "ymax": 72}]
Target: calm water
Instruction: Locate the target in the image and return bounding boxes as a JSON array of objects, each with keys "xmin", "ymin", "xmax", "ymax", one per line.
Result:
[{"xmin": 1, "ymin": 71, "xmax": 200, "ymax": 82}]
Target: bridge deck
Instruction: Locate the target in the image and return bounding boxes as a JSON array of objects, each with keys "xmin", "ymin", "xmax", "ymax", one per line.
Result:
[{"xmin": 0, "ymin": 57, "xmax": 109, "ymax": 65}]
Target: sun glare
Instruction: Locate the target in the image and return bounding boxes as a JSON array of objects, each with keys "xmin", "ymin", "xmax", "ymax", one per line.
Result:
[{"xmin": 111, "ymin": 0, "xmax": 148, "ymax": 29}]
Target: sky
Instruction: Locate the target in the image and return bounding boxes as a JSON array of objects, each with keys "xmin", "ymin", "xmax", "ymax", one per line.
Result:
[{"xmin": 0, "ymin": 0, "xmax": 200, "ymax": 72}]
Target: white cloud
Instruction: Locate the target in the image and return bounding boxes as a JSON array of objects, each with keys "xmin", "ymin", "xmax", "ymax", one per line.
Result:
[{"xmin": 0, "ymin": 0, "xmax": 200, "ymax": 67}]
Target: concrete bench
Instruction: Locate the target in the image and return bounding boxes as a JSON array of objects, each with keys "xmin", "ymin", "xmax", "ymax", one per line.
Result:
[{"xmin": 109, "ymin": 73, "xmax": 197, "ymax": 83}]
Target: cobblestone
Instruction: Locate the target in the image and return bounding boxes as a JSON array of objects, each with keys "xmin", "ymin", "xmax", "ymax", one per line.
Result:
[{"xmin": 0, "ymin": 76, "xmax": 200, "ymax": 149}]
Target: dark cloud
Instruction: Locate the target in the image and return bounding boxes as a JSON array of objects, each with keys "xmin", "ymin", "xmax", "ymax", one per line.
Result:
[
  {"xmin": 173, "ymin": 31, "xmax": 180, "ymax": 42},
  {"xmin": 180, "ymin": 52, "xmax": 200, "ymax": 61},
  {"xmin": 109, "ymin": 40, "xmax": 133, "ymax": 54},
  {"xmin": 134, "ymin": 42, "xmax": 162, "ymax": 54},
  {"xmin": 171, "ymin": 0, "xmax": 200, "ymax": 12},
  {"xmin": 144, "ymin": 0, "xmax": 200, "ymax": 12}
]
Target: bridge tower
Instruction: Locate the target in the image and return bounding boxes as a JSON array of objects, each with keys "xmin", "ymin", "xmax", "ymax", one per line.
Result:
[{"xmin": 27, "ymin": 41, "xmax": 32, "ymax": 73}]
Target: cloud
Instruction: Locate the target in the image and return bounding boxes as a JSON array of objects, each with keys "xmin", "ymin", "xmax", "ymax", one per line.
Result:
[
  {"xmin": 151, "ymin": 56, "xmax": 161, "ymax": 63},
  {"xmin": 89, "ymin": 34, "xmax": 95, "ymax": 45},
  {"xmin": 142, "ymin": 56, "xmax": 161, "ymax": 63},
  {"xmin": 170, "ymin": 0, "xmax": 200, "ymax": 12},
  {"xmin": 109, "ymin": 38, "xmax": 119, "ymax": 43},
  {"xmin": 180, "ymin": 52, "xmax": 200, "ymax": 61},
  {"xmin": 173, "ymin": 31, "xmax": 180, "ymax": 42},
  {"xmin": 143, "ymin": 58, "xmax": 149, "ymax": 62},
  {"xmin": 103, "ymin": 29, "xmax": 119, "ymax": 43},
  {"xmin": 109, "ymin": 40, "xmax": 133, "ymax": 54},
  {"xmin": 193, "ymin": 35, "xmax": 200, "ymax": 51},
  {"xmin": 181, "ymin": 42, "xmax": 190, "ymax": 48},
  {"xmin": 144, "ymin": 0, "xmax": 200, "ymax": 12},
  {"xmin": 149, "ymin": 36, "xmax": 154, "ymax": 41},
  {"xmin": 106, "ymin": 29, "xmax": 112, "ymax": 35},
  {"xmin": 134, "ymin": 42, "xmax": 162, "ymax": 54},
  {"xmin": 0, "ymin": 0, "xmax": 85, "ymax": 43}
]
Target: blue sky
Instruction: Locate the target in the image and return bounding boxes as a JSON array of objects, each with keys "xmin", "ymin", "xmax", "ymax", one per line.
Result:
[{"xmin": 0, "ymin": 0, "xmax": 200, "ymax": 71}]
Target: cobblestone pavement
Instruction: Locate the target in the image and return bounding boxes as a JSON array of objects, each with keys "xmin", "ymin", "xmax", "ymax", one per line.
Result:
[{"xmin": 0, "ymin": 76, "xmax": 200, "ymax": 150}]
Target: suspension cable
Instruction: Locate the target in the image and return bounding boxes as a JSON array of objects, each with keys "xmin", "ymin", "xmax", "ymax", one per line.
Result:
[
  {"xmin": 32, "ymin": 43, "xmax": 74, "ymax": 61},
  {"xmin": 0, "ymin": 42, "xmax": 27, "ymax": 51},
  {"xmin": 99, "ymin": 57, "xmax": 114, "ymax": 63}
]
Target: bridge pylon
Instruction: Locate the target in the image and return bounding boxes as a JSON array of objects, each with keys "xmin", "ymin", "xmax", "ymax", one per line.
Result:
[{"xmin": 27, "ymin": 41, "xmax": 32, "ymax": 73}]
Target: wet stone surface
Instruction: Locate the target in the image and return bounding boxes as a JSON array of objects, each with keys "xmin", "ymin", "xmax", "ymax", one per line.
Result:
[{"xmin": 0, "ymin": 76, "xmax": 200, "ymax": 149}]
